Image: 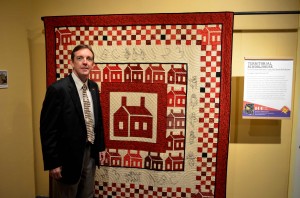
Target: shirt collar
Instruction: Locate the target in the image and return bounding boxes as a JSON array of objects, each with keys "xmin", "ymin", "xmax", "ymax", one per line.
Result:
[{"xmin": 71, "ymin": 72, "xmax": 88, "ymax": 91}]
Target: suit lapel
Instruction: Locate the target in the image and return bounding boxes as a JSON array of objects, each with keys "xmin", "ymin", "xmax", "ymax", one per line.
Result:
[{"xmin": 67, "ymin": 75, "xmax": 85, "ymax": 122}]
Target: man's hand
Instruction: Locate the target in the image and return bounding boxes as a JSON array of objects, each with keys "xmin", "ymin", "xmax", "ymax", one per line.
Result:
[
  {"xmin": 50, "ymin": 167, "xmax": 62, "ymax": 180},
  {"xmin": 99, "ymin": 151, "xmax": 106, "ymax": 165}
]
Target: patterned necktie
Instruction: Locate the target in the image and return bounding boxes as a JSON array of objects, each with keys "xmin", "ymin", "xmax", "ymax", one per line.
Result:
[{"xmin": 82, "ymin": 84, "xmax": 95, "ymax": 144}]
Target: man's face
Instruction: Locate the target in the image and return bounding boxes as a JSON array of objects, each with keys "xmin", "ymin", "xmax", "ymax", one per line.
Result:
[{"xmin": 71, "ymin": 48, "xmax": 94, "ymax": 82}]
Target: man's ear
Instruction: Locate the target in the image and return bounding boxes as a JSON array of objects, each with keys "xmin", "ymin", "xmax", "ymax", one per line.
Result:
[{"xmin": 70, "ymin": 60, "xmax": 74, "ymax": 67}]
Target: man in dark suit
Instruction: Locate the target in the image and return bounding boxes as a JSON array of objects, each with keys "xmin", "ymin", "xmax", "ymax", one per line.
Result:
[{"xmin": 40, "ymin": 44, "xmax": 106, "ymax": 198}]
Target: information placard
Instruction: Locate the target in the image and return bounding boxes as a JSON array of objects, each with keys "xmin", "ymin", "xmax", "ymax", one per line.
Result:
[
  {"xmin": 0, "ymin": 70, "xmax": 8, "ymax": 89},
  {"xmin": 243, "ymin": 59, "xmax": 293, "ymax": 119}
]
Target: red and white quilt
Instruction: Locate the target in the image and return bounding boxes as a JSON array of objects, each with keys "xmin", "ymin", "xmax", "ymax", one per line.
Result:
[{"xmin": 43, "ymin": 12, "xmax": 233, "ymax": 198}]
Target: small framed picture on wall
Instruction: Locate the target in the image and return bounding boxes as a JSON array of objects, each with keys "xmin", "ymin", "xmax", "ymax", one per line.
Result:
[{"xmin": 0, "ymin": 70, "xmax": 8, "ymax": 88}]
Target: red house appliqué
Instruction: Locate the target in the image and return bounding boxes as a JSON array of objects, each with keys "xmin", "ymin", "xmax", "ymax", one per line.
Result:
[
  {"xmin": 104, "ymin": 149, "xmax": 122, "ymax": 167},
  {"xmin": 166, "ymin": 131, "xmax": 185, "ymax": 150},
  {"xmin": 167, "ymin": 86, "xmax": 186, "ymax": 107},
  {"xmin": 167, "ymin": 109, "xmax": 185, "ymax": 129},
  {"xmin": 145, "ymin": 64, "xmax": 165, "ymax": 84},
  {"xmin": 144, "ymin": 152, "xmax": 163, "ymax": 170},
  {"xmin": 200, "ymin": 25, "xmax": 221, "ymax": 46},
  {"xmin": 89, "ymin": 64, "xmax": 101, "ymax": 83},
  {"xmin": 55, "ymin": 28, "xmax": 73, "ymax": 46},
  {"xmin": 165, "ymin": 152, "xmax": 184, "ymax": 171},
  {"xmin": 167, "ymin": 64, "xmax": 186, "ymax": 85},
  {"xmin": 191, "ymin": 191, "xmax": 214, "ymax": 198},
  {"xmin": 124, "ymin": 64, "xmax": 144, "ymax": 83},
  {"xmin": 124, "ymin": 150, "xmax": 143, "ymax": 168},
  {"xmin": 102, "ymin": 64, "xmax": 122, "ymax": 82},
  {"xmin": 113, "ymin": 96, "xmax": 153, "ymax": 138}
]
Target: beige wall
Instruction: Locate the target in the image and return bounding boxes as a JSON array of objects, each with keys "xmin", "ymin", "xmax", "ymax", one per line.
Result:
[
  {"xmin": 0, "ymin": 0, "xmax": 35, "ymax": 197},
  {"xmin": 288, "ymin": 9, "xmax": 300, "ymax": 198},
  {"xmin": 229, "ymin": 14, "xmax": 299, "ymax": 198},
  {"xmin": 0, "ymin": 0, "xmax": 299, "ymax": 197}
]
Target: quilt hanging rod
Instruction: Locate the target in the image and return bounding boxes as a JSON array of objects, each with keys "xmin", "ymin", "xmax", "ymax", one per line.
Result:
[
  {"xmin": 40, "ymin": 11, "xmax": 299, "ymax": 34},
  {"xmin": 234, "ymin": 11, "xmax": 300, "ymax": 15}
]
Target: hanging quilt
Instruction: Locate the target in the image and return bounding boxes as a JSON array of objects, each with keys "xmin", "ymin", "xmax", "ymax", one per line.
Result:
[{"xmin": 42, "ymin": 12, "xmax": 233, "ymax": 198}]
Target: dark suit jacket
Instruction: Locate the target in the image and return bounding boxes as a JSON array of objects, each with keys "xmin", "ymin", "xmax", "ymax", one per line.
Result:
[{"xmin": 40, "ymin": 75, "xmax": 105, "ymax": 184}]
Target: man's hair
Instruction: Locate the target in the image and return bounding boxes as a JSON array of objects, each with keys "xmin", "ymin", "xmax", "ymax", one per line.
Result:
[{"xmin": 71, "ymin": 44, "xmax": 94, "ymax": 61}]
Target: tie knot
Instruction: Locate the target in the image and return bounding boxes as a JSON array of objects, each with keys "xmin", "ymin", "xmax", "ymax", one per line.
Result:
[{"xmin": 82, "ymin": 84, "xmax": 87, "ymax": 91}]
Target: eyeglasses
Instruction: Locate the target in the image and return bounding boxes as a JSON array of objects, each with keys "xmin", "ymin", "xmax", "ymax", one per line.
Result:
[{"xmin": 74, "ymin": 56, "xmax": 94, "ymax": 62}]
